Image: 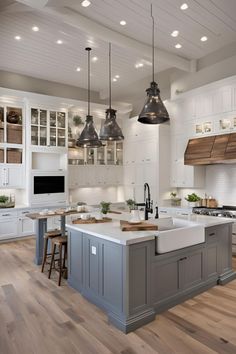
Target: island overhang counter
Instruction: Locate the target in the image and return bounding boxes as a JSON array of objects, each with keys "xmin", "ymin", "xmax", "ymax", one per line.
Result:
[{"xmin": 66, "ymin": 215, "xmax": 236, "ymax": 333}]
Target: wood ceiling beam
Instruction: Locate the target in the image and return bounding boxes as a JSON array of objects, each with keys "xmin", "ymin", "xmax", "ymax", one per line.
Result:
[{"xmin": 15, "ymin": 0, "xmax": 194, "ymax": 72}]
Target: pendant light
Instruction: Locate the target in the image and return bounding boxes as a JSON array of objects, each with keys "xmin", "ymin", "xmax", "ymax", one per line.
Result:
[
  {"xmin": 76, "ymin": 47, "xmax": 102, "ymax": 148},
  {"xmin": 138, "ymin": 4, "xmax": 169, "ymax": 124},
  {"xmin": 99, "ymin": 43, "xmax": 124, "ymax": 141}
]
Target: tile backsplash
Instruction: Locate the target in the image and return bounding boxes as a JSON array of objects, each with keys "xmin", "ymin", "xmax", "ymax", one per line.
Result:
[
  {"xmin": 177, "ymin": 164, "xmax": 236, "ymax": 207},
  {"xmin": 205, "ymin": 164, "xmax": 236, "ymax": 206}
]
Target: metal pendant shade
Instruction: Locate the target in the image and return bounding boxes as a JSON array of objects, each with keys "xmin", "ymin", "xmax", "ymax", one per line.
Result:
[
  {"xmin": 77, "ymin": 48, "xmax": 102, "ymax": 148},
  {"xmin": 99, "ymin": 43, "xmax": 124, "ymax": 141},
  {"xmin": 138, "ymin": 5, "xmax": 169, "ymax": 125}
]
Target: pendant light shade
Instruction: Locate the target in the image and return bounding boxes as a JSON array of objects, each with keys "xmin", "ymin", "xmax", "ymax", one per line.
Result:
[
  {"xmin": 99, "ymin": 43, "xmax": 124, "ymax": 141},
  {"xmin": 138, "ymin": 4, "xmax": 169, "ymax": 125},
  {"xmin": 77, "ymin": 47, "xmax": 102, "ymax": 148}
]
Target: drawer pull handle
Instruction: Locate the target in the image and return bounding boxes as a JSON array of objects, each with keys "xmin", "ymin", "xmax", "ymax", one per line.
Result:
[
  {"xmin": 179, "ymin": 257, "xmax": 187, "ymax": 261},
  {"xmin": 2, "ymin": 213, "xmax": 10, "ymax": 216},
  {"xmin": 209, "ymin": 232, "xmax": 215, "ymax": 236},
  {"xmin": 232, "ymin": 233, "xmax": 236, "ymax": 236}
]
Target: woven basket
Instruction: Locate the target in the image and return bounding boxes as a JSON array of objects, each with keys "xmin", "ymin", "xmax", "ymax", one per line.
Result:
[
  {"xmin": 7, "ymin": 149, "xmax": 22, "ymax": 164},
  {"xmin": 0, "ymin": 149, "xmax": 4, "ymax": 163},
  {"xmin": 0, "ymin": 202, "xmax": 15, "ymax": 208},
  {"xmin": 7, "ymin": 124, "xmax": 22, "ymax": 144}
]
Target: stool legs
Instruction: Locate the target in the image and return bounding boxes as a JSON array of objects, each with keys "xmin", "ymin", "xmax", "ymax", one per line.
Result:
[
  {"xmin": 41, "ymin": 238, "xmax": 49, "ymax": 273},
  {"xmin": 58, "ymin": 244, "xmax": 63, "ymax": 286},
  {"xmin": 48, "ymin": 244, "xmax": 56, "ymax": 280}
]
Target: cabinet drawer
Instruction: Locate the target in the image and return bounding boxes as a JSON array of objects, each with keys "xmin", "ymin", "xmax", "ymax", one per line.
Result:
[
  {"xmin": 205, "ymin": 227, "xmax": 218, "ymax": 243},
  {"xmin": 0, "ymin": 211, "xmax": 17, "ymax": 218},
  {"xmin": 232, "ymin": 234, "xmax": 236, "ymax": 245}
]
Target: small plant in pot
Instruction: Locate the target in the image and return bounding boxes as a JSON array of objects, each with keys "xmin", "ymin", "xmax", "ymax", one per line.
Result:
[
  {"xmin": 100, "ymin": 201, "xmax": 111, "ymax": 215},
  {"xmin": 185, "ymin": 193, "xmax": 201, "ymax": 207},
  {"xmin": 126, "ymin": 199, "xmax": 136, "ymax": 212},
  {"xmin": 170, "ymin": 192, "xmax": 181, "ymax": 207}
]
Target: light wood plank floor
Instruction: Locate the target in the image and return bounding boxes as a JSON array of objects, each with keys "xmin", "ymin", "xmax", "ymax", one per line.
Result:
[{"xmin": 0, "ymin": 238, "xmax": 236, "ymax": 354}]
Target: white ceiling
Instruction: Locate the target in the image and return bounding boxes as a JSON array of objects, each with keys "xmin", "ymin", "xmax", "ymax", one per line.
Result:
[{"xmin": 1, "ymin": 0, "xmax": 236, "ymax": 97}]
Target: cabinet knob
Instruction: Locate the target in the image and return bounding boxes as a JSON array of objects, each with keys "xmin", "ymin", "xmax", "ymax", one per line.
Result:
[{"xmin": 179, "ymin": 257, "xmax": 187, "ymax": 261}]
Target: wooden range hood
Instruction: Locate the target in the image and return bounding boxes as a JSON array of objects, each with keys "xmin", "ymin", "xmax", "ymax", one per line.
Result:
[{"xmin": 184, "ymin": 133, "xmax": 236, "ymax": 165}]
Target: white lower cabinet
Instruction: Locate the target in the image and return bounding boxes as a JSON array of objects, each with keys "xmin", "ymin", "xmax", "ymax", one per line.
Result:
[{"xmin": 0, "ymin": 211, "xmax": 18, "ymax": 240}]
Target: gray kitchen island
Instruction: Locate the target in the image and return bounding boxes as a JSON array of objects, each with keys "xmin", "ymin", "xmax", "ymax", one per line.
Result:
[{"xmin": 66, "ymin": 214, "xmax": 236, "ymax": 333}]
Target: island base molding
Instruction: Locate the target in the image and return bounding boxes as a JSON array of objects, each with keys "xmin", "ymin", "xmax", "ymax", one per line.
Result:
[{"xmin": 218, "ymin": 270, "xmax": 236, "ymax": 285}]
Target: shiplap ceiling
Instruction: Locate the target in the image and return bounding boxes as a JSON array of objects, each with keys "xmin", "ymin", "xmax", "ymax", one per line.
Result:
[{"xmin": 1, "ymin": 0, "xmax": 236, "ymax": 96}]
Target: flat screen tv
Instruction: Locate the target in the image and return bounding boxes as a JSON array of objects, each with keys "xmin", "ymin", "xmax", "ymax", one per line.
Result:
[{"xmin": 34, "ymin": 176, "xmax": 65, "ymax": 195}]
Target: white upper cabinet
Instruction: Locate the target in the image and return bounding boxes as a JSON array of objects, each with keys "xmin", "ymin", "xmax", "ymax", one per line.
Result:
[{"xmin": 212, "ymin": 87, "xmax": 232, "ymax": 114}]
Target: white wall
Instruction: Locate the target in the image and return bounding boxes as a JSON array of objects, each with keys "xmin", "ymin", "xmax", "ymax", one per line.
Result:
[
  {"xmin": 69, "ymin": 186, "xmax": 124, "ymax": 205},
  {"xmin": 205, "ymin": 165, "xmax": 236, "ymax": 206}
]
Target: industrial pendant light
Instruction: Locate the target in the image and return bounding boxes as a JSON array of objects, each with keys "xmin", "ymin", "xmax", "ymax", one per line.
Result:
[
  {"xmin": 76, "ymin": 47, "xmax": 102, "ymax": 148},
  {"xmin": 138, "ymin": 4, "xmax": 169, "ymax": 124},
  {"xmin": 99, "ymin": 43, "xmax": 124, "ymax": 141}
]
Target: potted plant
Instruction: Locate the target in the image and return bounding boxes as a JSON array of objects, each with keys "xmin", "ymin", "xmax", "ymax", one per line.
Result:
[
  {"xmin": 185, "ymin": 193, "xmax": 201, "ymax": 207},
  {"xmin": 170, "ymin": 192, "xmax": 181, "ymax": 207},
  {"xmin": 126, "ymin": 199, "xmax": 136, "ymax": 212},
  {"xmin": 0, "ymin": 195, "xmax": 15, "ymax": 208},
  {"xmin": 73, "ymin": 115, "xmax": 84, "ymax": 126},
  {"xmin": 100, "ymin": 201, "xmax": 111, "ymax": 215}
]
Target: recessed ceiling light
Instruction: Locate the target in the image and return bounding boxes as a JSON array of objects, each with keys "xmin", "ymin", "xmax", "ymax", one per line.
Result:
[
  {"xmin": 180, "ymin": 3, "xmax": 188, "ymax": 10},
  {"xmin": 32, "ymin": 26, "xmax": 39, "ymax": 32},
  {"xmin": 113, "ymin": 78, "xmax": 117, "ymax": 82},
  {"xmin": 81, "ymin": 0, "xmax": 91, "ymax": 7},
  {"xmin": 175, "ymin": 43, "xmax": 182, "ymax": 49},
  {"xmin": 171, "ymin": 30, "xmax": 179, "ymax": 37},
  {"xmin": 201, "ymin": 36, "xmax": 208, "ymax": 42},
  {"xmin": 120, "ymin": 20, "xmax": 126, "ymax": 26},
  {"xmin": 56, "ymin": 39, "xmax": 63, "ymax": 44},
  {"xmin": 14, "ymin": 35, "xmax": 21, "ymax": 41},
  {"xmin": 135, "ymin": 63, "xmax": 144, "ymax": 68},
  {"xmin": 76, "ymin": 67, "xmax": 81, "ymax": 72},
  {"xmin": 92, "ymin": 56, "xmax": 98, "ymax": 62},
  {"xmin": 115, "ymin": 75, "xmax": 120, "ymax": 78}
]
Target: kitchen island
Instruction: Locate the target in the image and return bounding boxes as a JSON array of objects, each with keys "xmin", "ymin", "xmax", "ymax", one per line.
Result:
[{"xmin": 66, "ymin": 214, "xmax": 236, "ymax": 333}]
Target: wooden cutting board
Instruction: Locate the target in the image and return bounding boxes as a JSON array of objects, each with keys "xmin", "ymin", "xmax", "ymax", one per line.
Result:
[
  {"xmin": 120, "ymin": 220, "xmax": 158, "ymax": 231},
  {"xmin": 72, "ymin": 217, "xmax": 112, "ymax": 224}
]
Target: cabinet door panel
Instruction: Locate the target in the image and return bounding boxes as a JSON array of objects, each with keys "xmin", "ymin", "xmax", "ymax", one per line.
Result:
[
  {"xmin": 19, "ymin": 217, "xmax": 35, "ymax": 236},
  {"xmin": 183, "ymin": 249, "xmax": 204, "ymax": 289},
  {"xmin": 0, "ymin": 218, "xmax": 18, "ymax": 239},
  {"xmin": 151, "ymin": 257, "xmax": 180, "ymax": 304},
  {"xmin": 206, "ymin": 244, "xmax": 218, "ymax": 279}
]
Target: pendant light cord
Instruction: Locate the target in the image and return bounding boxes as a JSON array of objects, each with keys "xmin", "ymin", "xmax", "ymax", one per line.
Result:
[
  {"xmin": 86, "ymin": 47, "xmax": 91, "ymax": 116},
  {"xmin": 109, "ymin": 43, "xmax": 112, "ymax": 109},
  {"xmin": 151, "ymin": 3, "xmax": 155, "ymax": 82}
]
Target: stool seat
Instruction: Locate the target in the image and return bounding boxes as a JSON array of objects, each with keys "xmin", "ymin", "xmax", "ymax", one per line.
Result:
[
  {"xmin": 44, "ymin": 230, "xmax": 61, "ymax": 238},
  {"xmin": 51, "ymin": 236, "xmax": 67, "ymax": 245}
]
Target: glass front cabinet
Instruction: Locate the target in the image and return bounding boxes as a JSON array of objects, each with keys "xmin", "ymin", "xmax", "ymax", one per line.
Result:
[
  {"xmin": 68, "ymin": 141, "xmax": 123, "ymax": 166},
  {"xmin": 30, "ymin": 107, "xmax": 67, "ymax": 148},
  {"xmin": 0, "ymin": 104, "xmax": 23, "ymax": 165}
]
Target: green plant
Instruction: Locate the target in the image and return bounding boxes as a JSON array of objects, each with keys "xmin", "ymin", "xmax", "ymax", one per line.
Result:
[
  {"xmin": 0, "ymin": 195, "xmax": 9, "ymax": 203},
  {"xmin": 185, "ymin": 193, "xmax": 201, "ymax": 202},
  {"xmin": 73, "ymin": 115, "xmax": 83, "ymax": 126},
  {"xmin": 126, "ymin": 199, "xmax": 136, "ymax": 211},
  {"xmin": 170, "ymin": 192, "xmax": 177, "ymax": 198},
  {"xmin": 100, "ymin": 201, "xmax": 111, "ymax": 214}
]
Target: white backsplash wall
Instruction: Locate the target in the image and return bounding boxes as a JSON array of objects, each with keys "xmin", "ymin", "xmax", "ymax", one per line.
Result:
[
  {"xmin": 69, "ymin": 186, "xmax": 124, "ymax": 205},
  {"xmin": 176, "ymin": 164, "xmax": 236, "ymax": 207},
  {"xmin": 205, "ymin": 164, "xmax": 236, "ymax": 206}
]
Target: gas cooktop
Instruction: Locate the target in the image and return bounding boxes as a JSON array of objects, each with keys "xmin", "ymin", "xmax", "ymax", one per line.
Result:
[{"xmin": 193, "ymin": 205, "xmax": 236, "ymax": 218}]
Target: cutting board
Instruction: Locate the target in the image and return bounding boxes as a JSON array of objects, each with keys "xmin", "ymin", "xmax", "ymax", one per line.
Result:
[
  {"xmin": 120, "ymin": 220, "xmax": 158, "ymax": 231},
  {"xmin": 72, "ymin": 217, "xmax": 112, "ymax": 224}
]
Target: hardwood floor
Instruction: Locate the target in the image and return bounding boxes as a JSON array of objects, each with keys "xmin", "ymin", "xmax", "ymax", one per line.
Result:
[{"xmin": 0, "ymin": 238, "xmax": 236, "ymax": 354}]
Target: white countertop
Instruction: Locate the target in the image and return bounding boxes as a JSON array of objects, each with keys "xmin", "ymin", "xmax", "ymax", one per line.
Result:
[{"xmin": 66, "ymin": 212, "xmax": 233, "ymax": 245}]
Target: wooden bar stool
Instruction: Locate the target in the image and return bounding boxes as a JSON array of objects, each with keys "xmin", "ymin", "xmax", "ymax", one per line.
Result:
[
  {"xmin": 41, "ymin": 230, "xmax": 62, "ymax": 273},
  {"xmin": 48, "ymin": 236, "xmax": 67, "ymax": 286}
]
